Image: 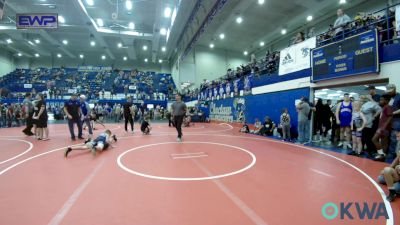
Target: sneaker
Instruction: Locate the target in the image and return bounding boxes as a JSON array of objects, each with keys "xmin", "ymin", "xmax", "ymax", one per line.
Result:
[
  {"xmin": 337, "ymin": 142, "xmax": 343, "ymax": 147},
  {"xmin": 64, "ymin": 147, "xmax": 72, "ymax": 158},
  {"xmin": 78, "ymin": 136, "xmax": 85, "ymax": 140},
  {"xmin": 346, "ymin": 143, "xmax": 352, "ymax": 149},
  {"xmin": 374, "ymin": 154, "xmax": 386, "ymax": 162},
  {"xmin": 131, "ymin": 130, "xmax": 135, "ymax": 134},
  {"xmin": 177, "ymin": 138, "xmax": 182, "ymax": 142},
  {"xmin": 387, "ymin": 189, "xmax": 397, "ymax": 202},
  {"xmin": 84, "ymin": 138, "xmax": 92, "ymax": 144},
  {"xmin": 71, "ymin": 137, "xmax": 76, "ymax": 141}
]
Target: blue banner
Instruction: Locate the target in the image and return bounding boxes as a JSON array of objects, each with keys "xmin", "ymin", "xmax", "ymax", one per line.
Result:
[
  {"xmin": 311, "ymin": 29, "xmax": 379, "ymax": 82},
  {"xmin": 209, "ymin": 97, "xmax": 246, "ymax": 122}
]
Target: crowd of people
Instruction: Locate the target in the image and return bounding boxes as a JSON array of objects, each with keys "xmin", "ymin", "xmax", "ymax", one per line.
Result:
[{"xmin": 0, "ymin": 67, "xmax": 177, "ymax": 101}]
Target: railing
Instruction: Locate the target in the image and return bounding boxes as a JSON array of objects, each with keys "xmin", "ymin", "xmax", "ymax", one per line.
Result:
[{"xmin": 316, "ymin": 3, "xmax": 400, "ymax": 46}]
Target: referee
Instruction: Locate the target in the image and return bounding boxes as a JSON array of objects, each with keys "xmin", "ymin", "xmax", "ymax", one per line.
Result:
[{"xmin": 171, "ymin": 93, "xmax": 187, "ymax": 142}]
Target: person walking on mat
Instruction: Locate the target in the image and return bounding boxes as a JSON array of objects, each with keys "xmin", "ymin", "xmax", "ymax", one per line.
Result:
[
  {"xmin": 171, "ymin": 94, "xmax": 187, "ymax": 142},
  {"xmin": 64, "ymin": 93, "xmax": 83, "ymax": 141}
]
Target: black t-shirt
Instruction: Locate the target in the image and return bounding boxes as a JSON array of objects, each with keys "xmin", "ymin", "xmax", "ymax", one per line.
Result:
[
  {"xmin": 36, "ymin": 100, "xmax": 47, "ymax": 119},
  {"xmin": 123, "ymin": 102, "xmax": 132, "ymax": 116},
  {"xmin": 64, "ymin": 99, "xmax": 80, "ymax": 119},
  {"xmin": 141, "ymin": 121, "xmax": 149, "ymax": 131}
]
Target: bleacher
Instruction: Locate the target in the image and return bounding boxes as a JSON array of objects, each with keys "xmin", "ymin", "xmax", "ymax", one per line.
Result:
[{"xmin": 0, "ymin": 68, "xmax": 177, "ymax": 101}]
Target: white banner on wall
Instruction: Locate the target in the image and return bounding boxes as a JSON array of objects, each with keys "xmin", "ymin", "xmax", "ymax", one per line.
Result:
[
  {"xmin": 23, "ymin": 84, "xmax": 32, "ymax": 88},
  {"xmin": 396, "ymin": 5, "xmax": 400, "ymax": 32},
  {"xmin": 279, "ymin": 37, "xmax": 316, "ymax": 76}
]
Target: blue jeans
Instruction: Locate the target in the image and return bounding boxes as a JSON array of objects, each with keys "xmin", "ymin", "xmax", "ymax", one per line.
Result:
[
  {"xmin": 83, "ymin": 118, "xmax": 93, "ymax": 135},
  {"xmin": 68, "ymin": 118, "xmax": 82, "ymax": 139},
  {"xmin": 389, "ymin": 119, "xmax": 400, "ymax": 156},
  {"xmin": 298, "ymin": 120, "xmax": 309, "ymax": 143}
]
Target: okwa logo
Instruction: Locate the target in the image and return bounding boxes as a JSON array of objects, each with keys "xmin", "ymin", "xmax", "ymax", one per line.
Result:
[{"xmin": 321, "ymin": 202, "xmax": 389, "ymax": 220}]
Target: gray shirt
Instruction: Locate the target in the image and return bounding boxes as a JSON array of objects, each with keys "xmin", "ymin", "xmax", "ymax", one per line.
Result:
[
  {"xmin": 171, "ymin": 101, "xmax": 187, "ymax": 116},
  {"xmin": 297, "ymin": 102, "xmax": 310, "ymax": 122},
  {"xmin": 334, "ymin": 14, "xmax": 351, "ymax": 34},
  {"xmin": 361, "ymin": 101, "xmax": 381, "ymax": 128},
  {"xmin": 23, "ymin": 98, "xmax": 34, "ymax": 114}
]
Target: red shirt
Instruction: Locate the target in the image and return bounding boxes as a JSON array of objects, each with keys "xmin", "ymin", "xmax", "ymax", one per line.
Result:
[{"xmin": 379, "ymin": 105, "xmax": 393, "ymax": 131}]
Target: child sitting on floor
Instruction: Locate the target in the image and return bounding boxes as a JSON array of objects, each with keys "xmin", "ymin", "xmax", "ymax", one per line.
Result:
[
  {"xmin": 240, "ymin": 122, "xmax": 250, "ymax": 133},
  {"xmin": 141, "ymin": 116, "xmax": 152, "ymax": 135}
]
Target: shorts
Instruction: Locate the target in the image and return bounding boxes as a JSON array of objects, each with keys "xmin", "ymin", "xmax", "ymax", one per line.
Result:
[
  {"xmin": 339, "ymin": 116, "xmax": 352, "ymax": 127},
  {"xmin": 352, "ymin": 131, "xmax": 362, "ymax": 138},
  {"xmin": 376, "ymin": 129, "xmax": 390, "ymax": 138},
  {"xmin": 86, "ymin": 140, "xmax": 109, "ymax": 150}
]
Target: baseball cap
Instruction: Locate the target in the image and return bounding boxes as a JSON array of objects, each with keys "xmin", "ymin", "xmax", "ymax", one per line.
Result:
[{"xmin": 386, "ymin": 84, "xmax": 396, "ymax": 92}]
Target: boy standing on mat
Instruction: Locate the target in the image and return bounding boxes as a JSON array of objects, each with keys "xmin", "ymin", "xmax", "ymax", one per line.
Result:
[
  {"xmin": 336, "ymin": 93, "xmax": 353, "ymax": 149},
  {"xmin": 171, "ymin": 94, "xmax": 187, "ymax": 142},
  {"xmin": 373, "ymin": 94, "xmax": 393, "ymax": 161},
  {"xmin": 64, "ymin": 129, "xmax": 117, "ymax": 157}
]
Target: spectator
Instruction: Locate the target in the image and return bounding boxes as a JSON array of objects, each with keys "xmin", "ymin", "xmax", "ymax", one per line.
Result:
[
  {"xmin": 280, "ymin": 108, "xmax": 291, "ymax": 141},
  {"xmin": 240, "ymin": 122, "xmax": 250, "ymax": 133},
  {"xmin": 80, "ymin": 95, "xmax": 93, "ymax": 138},
  {"xmin": 349, "ymin": 101, "xmax": 367, "ymax": 156},
  {"xmin": 373, "ymin": 94, "xmax": 393, "ymax": 161},
  {"xmin": 333, "ymin": 8, "xmax": 352, "ymax": 38},
  {"xmin": 314, "ymin": 99, "xmax": 324, "ymax": 142},
  {"xmin": 321, "ymin": 100, "xmax": 334, "ymax": 143},
  {"xmin": 387, "ymin": 84, "xmax": 400, "ymax": 159},
  {"xmin": 33, "ymin": 93, "xmax": 49, "ymax": 141},
  {"xmin": 259, "ymin": 116, "xmax": 275, "ymax": 136},
  {"xmin": 365, "ymin": 86, "xmax": 381, "ymax": 103},
  {"xmin": 252, "ymin": 118, "xmax": 262, "ymax": 134},
  {"xmin": 22, "ymin": 93, "xmax": 34, "ymax": 136},
  {"xmin": 293, "ymin": 32, "xmax": 305, "ymax": 44},
  {"xmin": 335, "ymin": 93, "xmax": 353, "ymax": 149},
  {"xmin": 360, "ymin": 95, "xmax": 381, "ymax": 156},
  {"xmin": 296, "ymin": 97, "xmax": 311, "ymax": 144}
]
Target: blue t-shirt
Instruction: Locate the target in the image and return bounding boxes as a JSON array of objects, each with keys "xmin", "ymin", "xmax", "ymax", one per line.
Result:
[
  {"xmin": 80, "ymin": 102, "xmax": 89, "ymax": 116},
  {"xmin": 390, "ymin": 93, "xmax": 400, "ymax": 121}
]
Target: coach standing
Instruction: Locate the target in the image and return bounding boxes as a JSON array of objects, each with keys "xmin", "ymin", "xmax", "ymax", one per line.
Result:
[
  {"xmin": 171, "ymin": 94, "xmax": 187, "ymax": 142},
  {"xmin": 22, "ymin": 93, "xmax": 34, "ymax": 136},
  {"xmin": 64, "ymin": 93, "xmax": 83, "ymax": 141}
]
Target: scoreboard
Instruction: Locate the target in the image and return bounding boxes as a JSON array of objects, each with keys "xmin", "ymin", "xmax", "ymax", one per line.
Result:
[{"xmin": 311, "ymin": 29, "xmax": 379, "ymax": 82}]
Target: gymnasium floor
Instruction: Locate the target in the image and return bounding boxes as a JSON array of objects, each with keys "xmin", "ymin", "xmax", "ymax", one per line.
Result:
[{"xmin": 0, "ymin": 122, "xmax": 399, "ymax": 225}]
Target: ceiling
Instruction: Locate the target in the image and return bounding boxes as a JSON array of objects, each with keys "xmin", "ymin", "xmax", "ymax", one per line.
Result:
[
  {"xmin": 0, "ymin": 0, "xmax": 186, "ymax": 63},
  {"xmin": 0, "ymin": 0, "xmax": 376, "ymax": 66}
]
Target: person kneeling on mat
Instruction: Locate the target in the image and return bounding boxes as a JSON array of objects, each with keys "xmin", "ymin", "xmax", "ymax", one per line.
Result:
[
  {"xmin": 141, "ymin": 116, "xmax": 152, "ymax": 135},
  {"xmin": 377, "ymin": 154, "xmax": 400, "ymax": 202},
  {"xmin": 64, "ymin": 130, "xmax": 117, "ymax": 157}
]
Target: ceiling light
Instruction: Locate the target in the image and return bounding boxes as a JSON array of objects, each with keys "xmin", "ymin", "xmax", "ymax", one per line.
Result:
[
  {"xmin": 161, "ymin": 46, "xmax": 166, "ymax": 52},
  {"xmin": 79, "ymin": 54, "xmax": 84, "ymax": 58},
  {"xmin": 281, "ymin": 29, "xmax": 287, "ymax": 35},
  {"xmin": 209, "ymin": 43, "xmax": 214, "ymax": 48},
  {"xmin": 118, "ymin": 43, "xmax": 122, "ymax": 48},
  {"xmin": 96, "ymin": 18, "xmax": 104, "ymax": 27},
  {"xmin": 57, "ymin": 53, "xmax": 62, "ymax": 58},
  {"xmin": 143, "ymin": 45, "xmax": 148, "ymax": 51},
  {"xmin": 90, "ymin": 41, "xmax": 96, "ymax": 46},
  {"xmin": 126, "ymin": 0, "xmax": 132, "ymax": 10},
  {"xmin": 219, "ymin": 33, "xmax": 225, "ymax": 39},
  {"xmin": 316, "ymin": 91, "xmax": 327, "ymax": 95},
  {"xmin": 62, "ymin": 40, "xmax": 68, "ymax": 45},
  {"xmin": 86, "ymin": 0, "xmax": 94, "ymax": 6},
  {"xmin": 144, "ymin": 58, "xmax": 148, "ymax": 62},
  {"xmin": 307, "ymin": 15, "xmax": 313, "ymax": 21},
  {"xmin": 336, "ymin": 90, "xmax": 343, "ymax": 93},
  {"xmin": 243, "ymin": 51, "xmax": 248, "ymax": 56},
  {"xmin": 35, "ymin": 53, "xmax": 40, "ymax": 57},
  {"xmin": 260, "ymin": 41, "xmax": 265, "ymax": 46},
  {"xmin": 327, "ymin": 93, "xmax": 341, "ymax": 97},
  {"xmin": 101, "ymin": 55, "xmax": 106, "ymax": 60},
  {"xmin": 28, "ymin": 41, "xmax": 34, "ymax": 45},
  {"xmin": 236, "ymin": 17, "xmax": 243, "ymax": 24},
  {"xmin": 123, "ymin": 56, "xmax": 127, "ymax": 61},
  {"xmin": 258, "ymin": 0, "xmax": 265, "ymax": 4},
  {"xmin": 129, "ymin": 22, "xmax": 135, "ymax": 29},
  {"xmin": 160, "ymin": 28, "xmax": 167, "ymax": 35},
  {"xmin": 58, "ymin": 15, "xmax": 65, "ymax": 23},
  {"xmin": 159, "ymin": 59, "xmax": 163, "ymax": 63},
  {"xmin": 6, "ymin": 39, "xmax": 12, "ymax": 44},
  {"xmin": 164, "ymin": 7, "xmax": 172, "ymax": 18},
  {"xmin": 339, "ymin": 0, "xmax": 346, "ymax": 4},
  {"xmin": 17, "ymin": 53, "xmax": 22, "ymax": 57},
  {"xmin": 35, "ymin": 39, "xmax": 40, "ymax": 44}
]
